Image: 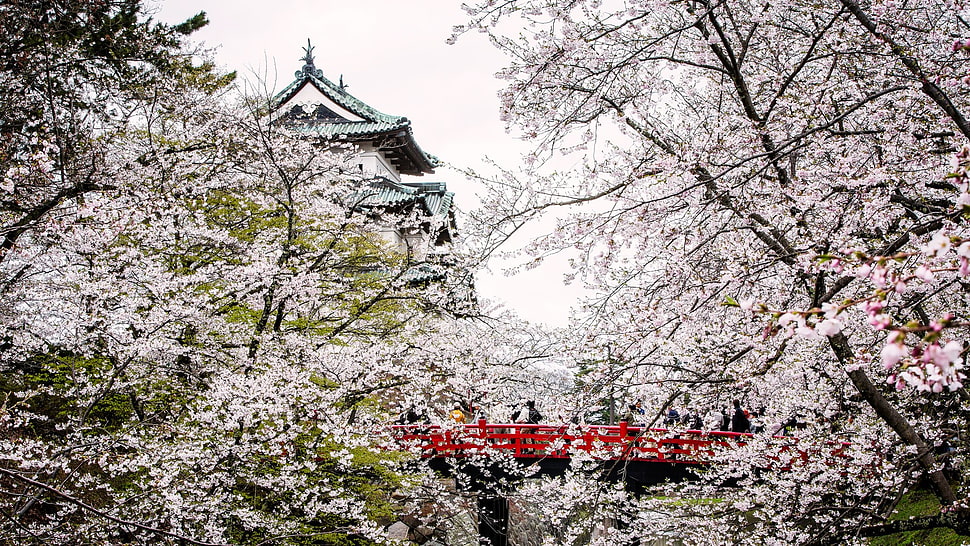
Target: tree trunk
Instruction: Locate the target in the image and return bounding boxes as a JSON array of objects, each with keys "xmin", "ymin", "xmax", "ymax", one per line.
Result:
[{"xmin": 828, "ymin": 333, "xmax": 957, "ymax": 504}]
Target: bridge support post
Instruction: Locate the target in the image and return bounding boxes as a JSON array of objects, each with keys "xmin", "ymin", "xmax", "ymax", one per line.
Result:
[{"xmin": 476, "ymin": 494, "xmax": 509, "ymax": 546}]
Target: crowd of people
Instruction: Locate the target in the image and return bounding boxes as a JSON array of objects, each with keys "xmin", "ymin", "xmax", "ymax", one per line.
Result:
[
  {"xmin": 395, "ymin": 399, "xmax": 545, "ymax": 425},
  {"xmin": 396, "ymin": 398, "xmax": 809, "ymax": 436},
  {"xmin": 611, "ymin": 399, "xmax": 802, "ymax": 435},
  {"xmin": 655, "ymin": 401, "xmax": 811, "ymax": 435}
]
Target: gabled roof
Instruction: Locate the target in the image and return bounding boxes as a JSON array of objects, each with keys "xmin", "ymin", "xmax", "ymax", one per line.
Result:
[
  {"xmin": 350, "ymin": 178, "xmax": 455, "ymax": 242},
  {"xmin": 400, "ymin": 263, "xmax": 448, "ymax": 284},
  {"xmin": 272, "ymin": 42, "xmax": 438, "ymax": 176}
]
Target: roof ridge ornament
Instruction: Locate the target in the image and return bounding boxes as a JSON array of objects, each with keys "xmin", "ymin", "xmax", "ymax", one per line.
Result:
[{"xmin": 297, "ymin": 39, "xmax": 324, "ymax": 79}]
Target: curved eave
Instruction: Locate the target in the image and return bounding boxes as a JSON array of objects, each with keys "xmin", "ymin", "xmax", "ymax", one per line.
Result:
[
  {"xmin": 285, "ymin": 121, "xmax": 411, "ymax": 138},
  {"xmin": 289, "ymin": 124, "xmax": 436, "ymax": 176},
  {"xmin": 352, "ymin": 179, "xmax": 453, "ymax": 221},
  {"xmin": 352, "ymin": 181, "xmax": 418, "ymax": 209},
  {"xmin": 396, "ymin": 132, "xmax": 437, "ymax": 176},
  {"xmin": 273, "ymin": 70, "xmax": 438, "ymax": 175}
]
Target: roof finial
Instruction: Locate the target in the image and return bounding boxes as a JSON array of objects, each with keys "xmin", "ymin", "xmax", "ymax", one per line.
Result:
[
  {"xmin": 300, "ymin": 39, "xmax": 316, "ymax": 69},
  {"xmin": 297, "ymin": 39, "xmax": 324, "ymax": 78}
]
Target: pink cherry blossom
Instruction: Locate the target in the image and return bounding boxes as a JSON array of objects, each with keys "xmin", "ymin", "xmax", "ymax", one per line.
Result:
[
  {"xmin": 816, "ymin": 318, "xmax": 843, "ymax": 337},
  {"xmin": 881, "ymin": 342, "xmax": 908, "ymax": 370}
]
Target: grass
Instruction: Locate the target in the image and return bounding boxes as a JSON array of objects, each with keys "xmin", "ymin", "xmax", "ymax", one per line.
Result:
[{"xmin": 868, "ymin": 489, "xmax": 970, "ymax": 546}]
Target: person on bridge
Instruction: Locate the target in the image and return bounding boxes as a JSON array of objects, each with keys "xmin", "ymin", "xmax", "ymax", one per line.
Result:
[
  {"xmin": 512, "ymin": 400, "xmax": 542, "ymax": 424},
  {"xmin": 663, "ymin": 407, "xmax": 679, "ymax": 427},
  {"xmin": 469, "ymin": 402, "xmax": 488, "ymax": 422},
  {"xmin": 682, "ymin": 407, "xmax": 703, "ymax": 430},
  {"xmin": 450, "ymin": 404, "xmax": 467, "ymax": 423},
  {"xmin": 719, "ymin": 408, "xmax": 731, "ymax": 431},
  {"xmin": 731, "ymin": 400, "xmax": 751, "ymax": 433},
  {"xmin": 623, "ymin": 402, "xmax": 646, "ymax": 426},
  {"xmin": 749, "ymin": 409, "xmax": 764, "ymax": 433},
  {"xmin": 396, "ymin": 406, "xmax": 421, "ymax": 425}
]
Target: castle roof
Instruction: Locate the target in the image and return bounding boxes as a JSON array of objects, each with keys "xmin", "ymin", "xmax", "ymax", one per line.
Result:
[
  {"xmin": 272, "ymin": 42, "xmax": 438, "ymax": 176},
  {"xmin": 350, "ymin": 177, "xmax": 455, "ymax": 245}
]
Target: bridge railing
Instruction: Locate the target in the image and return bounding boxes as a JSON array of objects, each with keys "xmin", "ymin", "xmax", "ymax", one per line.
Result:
[{"xmin": 389, "ymin": 420, "xmax": 761, "ymax": 464}]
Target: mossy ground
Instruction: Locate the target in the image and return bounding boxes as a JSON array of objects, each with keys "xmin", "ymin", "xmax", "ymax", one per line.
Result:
[{"xmin": 869, "ymin": 489, "xmax": 970, "ymax": 546}]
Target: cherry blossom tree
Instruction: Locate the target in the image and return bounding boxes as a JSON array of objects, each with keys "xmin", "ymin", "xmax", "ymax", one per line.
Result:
[
  {"xmin": 0, "ymin": 2, "xmax": 552, "ymax": 544},
  {"xmin": 459, "ymin": 0, "xmax": 970, "ymax": 542}
]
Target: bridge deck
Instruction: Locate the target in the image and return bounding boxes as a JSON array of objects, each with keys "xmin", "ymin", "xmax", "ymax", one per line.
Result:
[{"xmin": 389, "ymin": 420, "xmax": 829, "ymax": 465}]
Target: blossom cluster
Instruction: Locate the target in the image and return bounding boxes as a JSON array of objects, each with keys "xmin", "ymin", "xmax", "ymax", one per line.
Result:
[{"xmin": 737, "ymin": 144, "xmax": 970, "ymax": 394}]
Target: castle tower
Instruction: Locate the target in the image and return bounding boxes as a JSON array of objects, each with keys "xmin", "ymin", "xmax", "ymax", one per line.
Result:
[{"xmin": 273, "ymin": 41, "xmax": 457, "ymax": 273}]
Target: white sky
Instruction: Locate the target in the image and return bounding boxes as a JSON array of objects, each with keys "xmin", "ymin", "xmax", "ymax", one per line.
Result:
[{"xmin": 152, "ymin": 0, "xmax": 587, "ymax": 326}]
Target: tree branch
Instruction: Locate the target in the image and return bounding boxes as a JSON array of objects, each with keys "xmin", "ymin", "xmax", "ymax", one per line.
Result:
[
  {"xmin": 840, "ymin": 0, "xmax": 970, "ymax": 140},
  {"xmin": 0, "ymin": 467, "xmax": 229, "ymax": 546}
]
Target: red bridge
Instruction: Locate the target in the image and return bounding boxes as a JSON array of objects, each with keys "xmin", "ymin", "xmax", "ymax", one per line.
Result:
[
  {"xmin": 391, "ymin": 420, "xmax": 761, "ymax": 466},
  {"xmin": 389, "ymin": 420, "xmax": 851, "ymax": 546}
]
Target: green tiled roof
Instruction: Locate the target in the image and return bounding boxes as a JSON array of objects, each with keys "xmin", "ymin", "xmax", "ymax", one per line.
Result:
[
  {"xmin": 272, "ymin": 57, "xmax": 438, "ymax": 175},
  {"xmin": 400, "ymin": 263, "xmax": 448, "ymax": 284},
  {"xmin": 286, "ymin": 120, "xmax": 407, "ymax": 139},
  {"xmin": 351, "ymin": 178, "xmax": 454, "ymax": 225},
  {"xmin": 423, "ymin": 190, "xmax": 453, "ymax": 219},
  {"xmin": 274, "ymin": 68, "xmax": 409, "ymax": 131}
]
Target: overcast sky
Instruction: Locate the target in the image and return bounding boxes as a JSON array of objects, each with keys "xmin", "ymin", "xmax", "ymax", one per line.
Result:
[{"xmin": 152, "ymin": 0, "xmax": 587, "ymax": 325}]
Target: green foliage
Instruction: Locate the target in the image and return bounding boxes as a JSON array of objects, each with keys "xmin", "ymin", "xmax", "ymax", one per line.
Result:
[
  {"xmin": 220, "ymin": 432, "xmax": 404, "ymax": 545},
  {"xmin": 1, "ymin": 354, "xmax": 123, "ymax": 434},
  {"xmin": 869, "ymin": 489, "xmax": 970, "ymax": 546},
  {"xmin": 310, "ymin": 373, "xmax": 340, "ymax": 389},
  {"xmin": 0, "ymin": 2, "xmax": 434, "ymax": 543},
  {"xmin": 196, "ymin": 190, "xmax": 288, "ymax": 244},
  {"xmin": 1, "ymin": 0, "xmax": 231, "ymax": 119},
  {"xmin": 85, "ymin": 390, "xmax": 135, "ymax": 431},
  {"xmin": 0, "ymin": 352, "xmax": 197, "ymax": 438},
  {"xmin": 172, "ymin": 11, "xmax": 209, "ymax": 35},
  {"xmin": 313, "ymin": 444, "xmax": 404, "ymax": 523}
]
